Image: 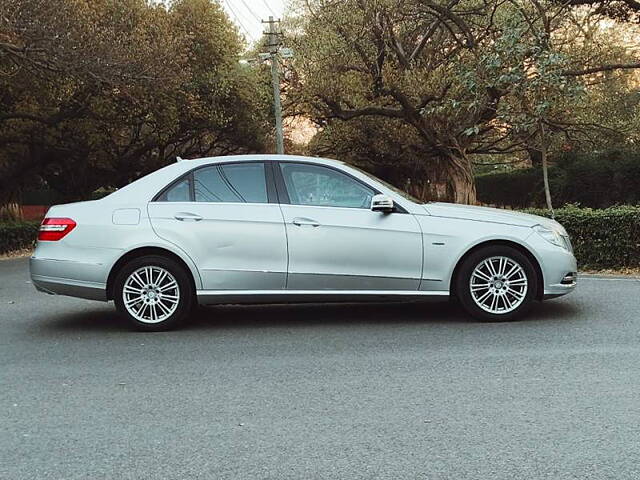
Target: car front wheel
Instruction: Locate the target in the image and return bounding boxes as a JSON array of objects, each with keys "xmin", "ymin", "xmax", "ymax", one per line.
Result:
[
  {"xmin": 456, "ymin": 245, "xmax": 538, "ymax": 322},
  {"xmin": 113, "ymin": 255, "xmax": 194, "ymax": 331}
]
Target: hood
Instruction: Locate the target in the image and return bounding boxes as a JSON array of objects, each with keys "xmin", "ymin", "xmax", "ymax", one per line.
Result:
[{"xmin": 423, "ymin": 202, "xmax": 564, "ymax": 231}]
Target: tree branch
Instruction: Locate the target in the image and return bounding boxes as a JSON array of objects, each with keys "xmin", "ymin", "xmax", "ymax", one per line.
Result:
[
  {"xmin": 563, "ymin": 61, "xmax": 640, "ymax": 76},
  {"xmin": 320, "ymin": 96, "xmax": 405, "ymax": 120}
]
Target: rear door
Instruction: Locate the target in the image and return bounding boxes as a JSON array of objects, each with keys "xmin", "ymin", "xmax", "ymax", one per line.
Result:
[
  {"xmin": 275, "ymin": 161, "xmax": 423, "ymax": 291},
  {"xmin": 148, "ymin": 161, "xmax": 287, "ymax": 290}
]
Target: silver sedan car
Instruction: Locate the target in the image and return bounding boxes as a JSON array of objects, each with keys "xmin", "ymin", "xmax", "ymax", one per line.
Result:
[{"xmin": 30, "ymin": 155, "xmax": 577, "ymax": 330}]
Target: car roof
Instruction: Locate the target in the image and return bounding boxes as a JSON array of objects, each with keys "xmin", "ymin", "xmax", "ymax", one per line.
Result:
[{"xmin": 180, "ymin": 154, "xmax": 346, "ymax": 168}]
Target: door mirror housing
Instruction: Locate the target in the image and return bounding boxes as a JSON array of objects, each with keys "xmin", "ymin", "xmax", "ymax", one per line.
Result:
[{"xmin": 371, "ymin": 194, "xmax": 394, "ymax": 213}]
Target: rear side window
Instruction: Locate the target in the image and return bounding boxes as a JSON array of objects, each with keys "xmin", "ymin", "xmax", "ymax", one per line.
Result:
[
  {"xmin": 156, "ymin": 162, "xmax": 268, "ymax": 203},
  {"xmin": 194, "ymin": 163, "xmax": 267, "ymax": 203},
  {"xmin": 158, "ymin": 177, "xmax": 190, "ymax": 202}
]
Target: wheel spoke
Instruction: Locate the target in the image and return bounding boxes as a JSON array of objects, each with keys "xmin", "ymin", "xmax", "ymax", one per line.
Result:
[
  {"xmin": 125, "ymin": 296, "xmax": 144, "ymax": 306},
  {"xmin": 505, "ymin": 263, "xmax": 521, "ymax": 280},
  {"xmin": 156, "ymin": 300, "xmax": 171, "ymax": 316},
  {"xmin": 471, "ymin": 284, "xmax": 490, "ymax": 292},
  {"xmin": 131, "ymin": 272, "xmax": 145, "ymax": 288},
  {"xmin": 503, "ymin": 294, "xmax": 513, "ymax": 309},
  {"xmin": 158, "ymin": 281, "xmax": 178, "ymax": 293},
  {"xmin": 485, "ymin": 259, "xmax": 497, "ymax": 277},
  {"xmin": 506, "ymin": 287, "xmax": 524, "ymax": 299},
  {"xmin": 489, "ymin": 293, "xmax": 498, "ymax": 311},
  {"xmin": 473, "ymin": 270, "xmax": 492, "ymax": 282},
  {"xmin": 497, "ymin": 258, "xmax": 506, "ymax": 276},
  {"xmin": 156, "ymin": 270, "xmax": 168, "ymax": 288},
  {"xmin": 476, "ymin": 289, "xmax": 492, "ymax": 304},
  {"xmin": 161, "ymin": 296, "xmax": 179, "ymax": 305}
]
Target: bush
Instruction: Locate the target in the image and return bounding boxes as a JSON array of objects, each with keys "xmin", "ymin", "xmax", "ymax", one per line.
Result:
[
  {"xmin": 522, "ymin": 205, "xmax": 640, "ymax": 269},
  {"xmin": 0, "ymin": 221, "xmax": 40, "ymax": 254},
  {"xmin": 476, "ymin": 150, "xmax": 640, "ymax": 208}
]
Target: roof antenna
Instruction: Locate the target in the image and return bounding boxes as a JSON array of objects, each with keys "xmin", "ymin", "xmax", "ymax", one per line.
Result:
[{"xmin": 176, "ymin": 156, "xmax": 183, "ymax": 162}]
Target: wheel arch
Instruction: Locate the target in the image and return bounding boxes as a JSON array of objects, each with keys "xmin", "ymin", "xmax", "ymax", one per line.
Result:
[
  {"xmin": 106, "ymin": 246, "xmax": 198, "ymax": 300},
  {"xmin": 449, "ymin": 240, "xmax": 544, "ymax": 301}
]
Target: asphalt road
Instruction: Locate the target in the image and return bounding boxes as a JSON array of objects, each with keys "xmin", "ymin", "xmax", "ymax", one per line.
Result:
[{"xmin": 2, "ymin": 257, "xmax": 640, "ymax": 480}]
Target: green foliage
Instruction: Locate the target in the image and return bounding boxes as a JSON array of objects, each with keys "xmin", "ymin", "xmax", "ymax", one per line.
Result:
[
  {"xmin": 0, "ymin": 0, "xmax": 272, "ymax": 206},
  {"xmin": 288, "ymin": 0, "xmax": 640, "ymax": 203},
  {"xmin": 476, "ymin": 151, "xmax": 640, "ymax": 208},
  {"xmin": 0, "ymin": 222, "xmax": 40, "ymax": 254},
  {"xmin": 523, "ymin": 205, "xmax": 640, "ymax": 269}
]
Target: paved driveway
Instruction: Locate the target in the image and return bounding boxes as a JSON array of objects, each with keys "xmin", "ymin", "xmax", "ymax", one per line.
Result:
[{"xmin": 2, "ymin": 257, "xmax": 640, "ymax": 479}]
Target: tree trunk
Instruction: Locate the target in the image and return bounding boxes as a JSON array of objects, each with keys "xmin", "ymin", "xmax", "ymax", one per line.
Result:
[
  {"xmin": 373, "ymin": 151, "xmax": 477, "ymax": 205},
  {"xmin": 539, "ymin": 122, "xmax": 554, "ymax": 218},
  {"xmin": 415, "ymin": 153, "xmax": 476, "ymax": 204},
  {"xmin": 0, "ymin": 189, "xmax": 23, "ymax": 221},
  {"xmin": 526, "ymin": 146, "xmax": 542, "ymax": 167}
]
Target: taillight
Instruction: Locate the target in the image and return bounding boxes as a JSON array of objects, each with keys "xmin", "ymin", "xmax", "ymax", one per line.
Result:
[{"xmin": 38, "ymin": 217, "xmax": 77, "ymax": 241}]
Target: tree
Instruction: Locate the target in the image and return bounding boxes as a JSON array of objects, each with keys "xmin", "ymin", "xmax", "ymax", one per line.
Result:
[
  {"xmin": 0, "ymin": 0, "xmax": 271, "ymax": 215},
  {"xmin": 287, "ymin": 0, "xmax": 640, "ymax": 204}
]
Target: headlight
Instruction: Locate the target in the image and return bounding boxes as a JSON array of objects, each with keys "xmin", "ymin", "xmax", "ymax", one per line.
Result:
[{"xmin": 533, "ymin": 224, "xmax": 569, "ymax": 250}]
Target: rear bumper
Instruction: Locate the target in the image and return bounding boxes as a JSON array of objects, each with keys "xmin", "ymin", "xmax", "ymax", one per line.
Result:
[{"xmin": 30, "ymin": 256, "xmax": 107, "ymax": 301}]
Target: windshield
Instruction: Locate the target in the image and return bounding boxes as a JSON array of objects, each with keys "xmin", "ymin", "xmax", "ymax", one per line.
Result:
[{"xmin": 348, "ymin": 165, "xmax": 423, "ymax": 204}]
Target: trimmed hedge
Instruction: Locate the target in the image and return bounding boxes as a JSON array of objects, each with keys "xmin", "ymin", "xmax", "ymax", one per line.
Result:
[
  {"xmin": 523, "ymin": 205, "xmax": 640, "ymax": 269},
  {"xmin": 0, "ymin": 221, "xmax": 40, "ymax": 254},
  {"xmin": 477, "ymin": 151, "xmax": 640, "ymax": 208}
]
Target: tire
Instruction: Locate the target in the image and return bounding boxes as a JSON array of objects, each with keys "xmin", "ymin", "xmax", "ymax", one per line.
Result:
[
  {"xmin": 113, "ymin": 255, "xmax": 195, "ymax": 331},
  {"xmin": 455, "ymin": 245, "xmax": 538, "ymax": 322}
]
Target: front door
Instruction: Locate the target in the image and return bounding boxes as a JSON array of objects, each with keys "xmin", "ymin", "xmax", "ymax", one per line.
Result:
[
  {"xmin": 148, "ymin": 161, "xmax": 287, "ymax": 290},
  {"xmin": 276, "ymin": 162, "xmax": 423, "ymax": 291}
]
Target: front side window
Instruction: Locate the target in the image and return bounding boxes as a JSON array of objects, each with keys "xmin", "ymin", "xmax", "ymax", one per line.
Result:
[
  {"xmin": 280, "ymin": 163, "xmax": 375, "ymax": 209},
  {"xmin": 157, "ymin": 162, "xmax": 268, "ymax": 203}
]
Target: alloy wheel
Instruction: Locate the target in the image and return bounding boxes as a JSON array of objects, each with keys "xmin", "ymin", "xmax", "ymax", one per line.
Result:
[
  {"xmin": 469, "ymin": 256, "xmax": 528, "ymax": 314},
  {"xmin": 122, "ymin": 266, "xmax": 180, "ymax": 324}
]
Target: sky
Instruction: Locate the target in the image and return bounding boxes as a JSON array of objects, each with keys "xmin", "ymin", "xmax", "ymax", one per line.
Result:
[{"xmin": 220, "ymin": 0, "xmax": 287, "ymax": 46}]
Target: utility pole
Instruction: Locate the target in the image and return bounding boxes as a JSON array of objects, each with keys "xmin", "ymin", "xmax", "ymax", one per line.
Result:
[{"xmin": 262, "ymin": 16, "xmax": 284, "ymax": 155}]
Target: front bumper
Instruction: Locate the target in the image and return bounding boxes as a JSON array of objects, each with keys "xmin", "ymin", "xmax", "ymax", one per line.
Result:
[
  {"xmin": 543, "ymin": 272, "xmax": 577, "ymax": 299},
  {"xmin": 524, "ymin": 229, "xmax": 578, "ymax": 300}
]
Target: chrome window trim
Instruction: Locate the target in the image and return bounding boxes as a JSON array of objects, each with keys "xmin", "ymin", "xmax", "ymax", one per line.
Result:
[{"xmin": 151, "ymin": 160, "xmax": 276, "ymax": 204}]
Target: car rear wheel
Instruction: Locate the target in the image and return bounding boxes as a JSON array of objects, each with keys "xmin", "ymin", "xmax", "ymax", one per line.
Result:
[
  {"xmin": 455, "ymin": 245, "xmax": 538, "ymax": 322},
  {"xmin": 114, "ymin": 255, "xmax": 194, "ymax": 331}
]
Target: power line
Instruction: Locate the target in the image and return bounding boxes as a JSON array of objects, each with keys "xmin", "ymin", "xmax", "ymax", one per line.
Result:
[
  {"xmin": 222, "ymin": 0, "xmax": 257, "ymax": 42},
  {"xmin": 238, "ymin": 0, "xmax": 262, "ymax": 23},
  {"xmin": 261, "ymin": 0, "xmax": 276, "ymax": 17}
]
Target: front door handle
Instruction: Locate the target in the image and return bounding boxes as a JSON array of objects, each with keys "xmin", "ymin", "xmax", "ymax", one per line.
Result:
[
  {"xmin": 292, "ymin": 217, "xmax": 320, "ymax": 227},
  {"xmin": 174, "ymin": 212, "xmax": 203, "ymax": 222}
]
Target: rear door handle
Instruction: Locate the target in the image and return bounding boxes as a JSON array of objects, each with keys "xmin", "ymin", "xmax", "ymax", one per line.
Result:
[
  {"xmin": 292, "ymin": 217, "xmax": 320, "ymax": 227},
  {"xmin": 174, "ymin": 212, "xmax": 203, "ymax": 222}
]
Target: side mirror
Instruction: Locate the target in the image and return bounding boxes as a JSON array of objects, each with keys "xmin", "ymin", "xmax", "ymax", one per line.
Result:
[{"xmin": 371, "ymin": 194, "xmax": 394, "ymax": 213}]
